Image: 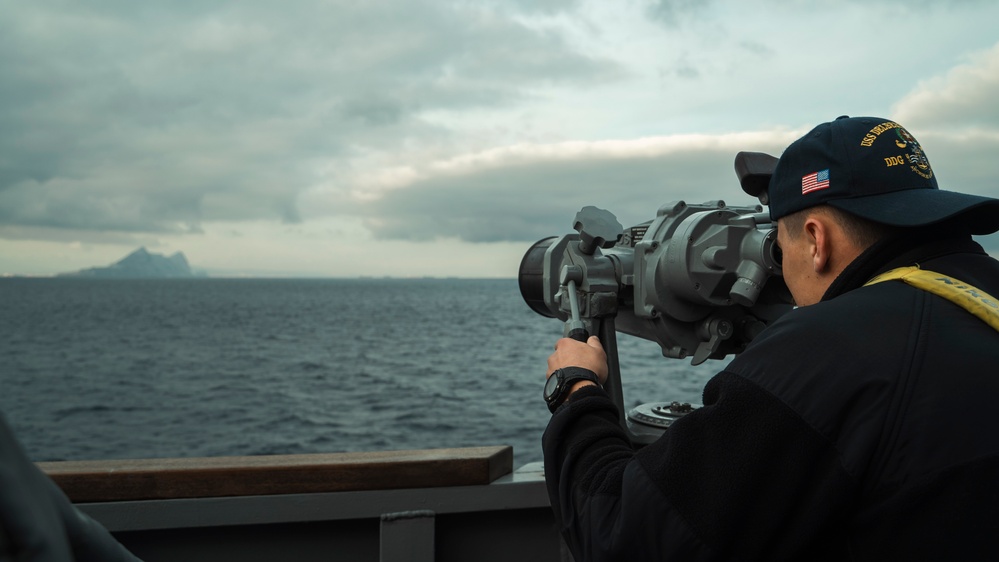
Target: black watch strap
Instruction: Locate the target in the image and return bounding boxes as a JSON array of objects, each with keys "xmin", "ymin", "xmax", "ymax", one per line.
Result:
[{"xmin": 545, "ymin": 367, "xmax": 600, "ymax": 413}]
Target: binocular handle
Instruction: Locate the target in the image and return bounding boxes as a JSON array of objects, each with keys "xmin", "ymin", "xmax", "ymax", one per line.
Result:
[{"xmin": 563, "ymin": 276, "xmax": 590, "ymax": 342}]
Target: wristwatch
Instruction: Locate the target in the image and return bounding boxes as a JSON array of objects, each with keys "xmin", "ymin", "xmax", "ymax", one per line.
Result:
[{"xmin": 544, "ymin": 367, "xmax": 601, "ymax": 413}]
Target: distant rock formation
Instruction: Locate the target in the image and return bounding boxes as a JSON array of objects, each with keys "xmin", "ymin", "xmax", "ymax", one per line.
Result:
[{"xmin": 59, "ymin": 247, "xmax": 207, "ymax": 278}]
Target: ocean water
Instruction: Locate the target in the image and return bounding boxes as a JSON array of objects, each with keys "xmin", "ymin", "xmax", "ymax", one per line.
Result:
[{"xmin": 0, "ymin": 278, "xmax": 723, "ymax": 467}]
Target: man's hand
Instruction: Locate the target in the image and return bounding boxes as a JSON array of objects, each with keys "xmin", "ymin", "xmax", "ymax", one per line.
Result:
[{"xmin": 547, "ymin": 336, "xmax": 609, "ymax": 394}]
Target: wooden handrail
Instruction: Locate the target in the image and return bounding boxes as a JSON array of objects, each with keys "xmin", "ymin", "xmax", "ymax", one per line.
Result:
[{"xmin": 38, "ymin": 446, "xmax": 514, "ymax": 503}]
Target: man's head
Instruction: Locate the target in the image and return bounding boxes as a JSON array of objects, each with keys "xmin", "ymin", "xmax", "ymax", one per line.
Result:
[
  {"xmin": 765, "ymin": 116, "xmax": 999, "ymax": 306},
  {"xmin": 775, "ymin": 205, "xmax": 893, "ymax": 306}
]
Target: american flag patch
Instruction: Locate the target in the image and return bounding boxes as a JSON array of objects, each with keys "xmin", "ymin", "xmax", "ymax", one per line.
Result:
[{"xmin": 802, "ymin": 169, "xmax": 830, "ymax": 194}]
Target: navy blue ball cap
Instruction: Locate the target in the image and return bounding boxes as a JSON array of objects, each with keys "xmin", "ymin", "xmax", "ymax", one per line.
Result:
[{"xmin": 768, "ymin": 116, "xmax": 999, "ymax": 234}]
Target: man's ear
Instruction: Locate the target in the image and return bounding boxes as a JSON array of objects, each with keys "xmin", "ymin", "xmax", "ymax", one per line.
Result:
[{"xmin": 803, "ymin": 216, "xmax": 830, "ymax": 273}]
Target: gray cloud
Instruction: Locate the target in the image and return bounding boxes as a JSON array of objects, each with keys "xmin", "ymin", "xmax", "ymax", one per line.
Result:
[
  {"xmin": 498, "ymin": 0, "xmax": 584, "ymax": 13},
  {"xmin": 0, "ymin": 1, "xmax": 620, "ymax": 238},
  {"xmin": 0, "ymin": 224, "xmax": 158, "ymax": 247},
  {"xmin": 647, "ymin": 0, "xmax": 988, "ymax": 22},
  {"xmin": 738, "ymin": 40, "xmax": 773, "ymax": 58},
  {"xmin": 4, "ymin": 0, "xmax": 997, "ymax": 259},
  {"xmin": 352, "ymin": 111, "xmax": 999, "ymax": 245},
  {"xmin": 887, "ymin": 42, "xmax": 999, "ymax": 206},
  {"xmin": 646, "ymin": 0, "xmax": 713, "ymax": 27},
  {"xmin": 892, "ymin": 43, "xmax": 999, "ymax": 131},
  {"xmin": 351, "ymin": 139, "xmax": 787, "ymax": 243}
]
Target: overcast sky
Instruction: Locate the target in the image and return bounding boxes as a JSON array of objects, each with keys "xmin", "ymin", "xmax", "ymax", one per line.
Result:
[{"xmin": 2, "ymin": 0, "xmax": 998, "ymax": 277}]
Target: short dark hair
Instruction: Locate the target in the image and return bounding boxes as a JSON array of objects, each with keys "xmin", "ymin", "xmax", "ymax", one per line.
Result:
[{"xmin": 780, "ymin": 204, "xmax": 899, "ymax": 249}]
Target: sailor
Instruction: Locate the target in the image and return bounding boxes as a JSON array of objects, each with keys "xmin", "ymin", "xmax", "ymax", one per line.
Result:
[{"xmin": 542, "ymin": 116, "xmax": 999, "ymax": 560}]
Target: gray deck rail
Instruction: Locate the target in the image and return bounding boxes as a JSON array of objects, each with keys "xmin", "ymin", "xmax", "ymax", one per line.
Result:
[{"xmin": 40, "ymin": 446, "xmax": 568, "ymax": 562}]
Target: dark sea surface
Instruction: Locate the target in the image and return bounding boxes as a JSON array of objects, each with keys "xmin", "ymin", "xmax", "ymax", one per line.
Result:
[{"xmin": 0, "ymin": 278, "xmax": 723, "ymax": 467}]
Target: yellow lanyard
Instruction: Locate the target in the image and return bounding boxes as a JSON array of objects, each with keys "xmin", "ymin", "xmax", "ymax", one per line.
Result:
[{"xmin": 864, "ymin": 266, "xmax": 999, "ymax": 332}]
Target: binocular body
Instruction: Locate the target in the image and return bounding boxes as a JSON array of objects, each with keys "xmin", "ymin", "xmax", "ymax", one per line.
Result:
[{"xmin": 520, "ymin": 201, "xmax": 792, "ymax": 366}]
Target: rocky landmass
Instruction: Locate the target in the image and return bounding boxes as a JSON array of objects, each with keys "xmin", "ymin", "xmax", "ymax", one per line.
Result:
[{"xmin": 59, "ymin": 248, "xmax": 207, "ymax": 278}]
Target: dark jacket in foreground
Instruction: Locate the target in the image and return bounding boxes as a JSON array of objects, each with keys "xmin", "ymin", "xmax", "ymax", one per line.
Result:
[
  {"xmin": 543, "ymin": 234, "xmax": 999, "ymax": 561},
  {"xmin": 0, "ymin": 413, "xmax": 142, "ymax": 562}
]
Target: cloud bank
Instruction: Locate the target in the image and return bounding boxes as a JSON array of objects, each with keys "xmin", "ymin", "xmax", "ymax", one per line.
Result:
[
  {"xmin": 3, "ymin": 0, "xmax": 999, "ymax": 273},
  {"xmin": 0, "ymin": 0, "xmax": 619, "ymax": 239}
]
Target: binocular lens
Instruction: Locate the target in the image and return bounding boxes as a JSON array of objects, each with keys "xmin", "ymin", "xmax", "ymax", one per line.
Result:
[{"xmin": 519, "ymin": 237, "xmax": 557, "ymax": 318}]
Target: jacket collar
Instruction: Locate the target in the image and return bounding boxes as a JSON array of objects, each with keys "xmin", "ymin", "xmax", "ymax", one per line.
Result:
[{"xmin": 821, "ymin": 232, "xmax": 987, "ymax": 302}]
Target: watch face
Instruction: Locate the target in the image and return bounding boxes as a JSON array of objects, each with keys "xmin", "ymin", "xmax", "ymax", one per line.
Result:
[{"xmin": 544, "ymin": 371, "xmax": 560, "ymax": 399}]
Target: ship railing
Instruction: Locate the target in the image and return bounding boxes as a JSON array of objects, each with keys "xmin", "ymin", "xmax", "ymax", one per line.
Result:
[{"xmin": 40, "ymin": 446, "xmax": 567, "ymax": 562}]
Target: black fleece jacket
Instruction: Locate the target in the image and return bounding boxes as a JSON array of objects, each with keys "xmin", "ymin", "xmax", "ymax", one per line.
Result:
[
  {"xmin": 0, "ymin": 412, "xmax": 143, "ymax": 561},
  {"xmin": 543, "ymin": 234, "xmax": 999, "ymax": 561}
]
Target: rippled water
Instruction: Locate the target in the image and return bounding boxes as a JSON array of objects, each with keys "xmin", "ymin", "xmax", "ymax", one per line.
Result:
[{"xmin": 0, "ymin": 278, "xmax": 722, "ymax": 466}]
